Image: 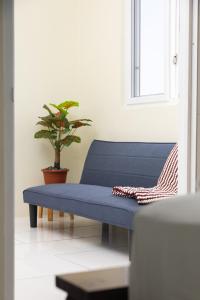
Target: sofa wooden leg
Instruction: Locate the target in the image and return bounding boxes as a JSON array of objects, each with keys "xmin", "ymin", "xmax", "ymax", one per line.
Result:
[
  {"xmin": 102, "ymin": 223, "xmax": 109, "ymax": 244},
  {"xmin": 29, "ymin": 204, "xmax": 37, "ymax": 228},
  {"xmin": 128, "ymin": 230, "xmax": 133, "ymax": 261},
  {"xmin": 48, "ymin": 208, "xmax": 53, "ymax": 221},
  {"xmin": 59, "ymin": 211, "xmax": 64, "ymax": 217},
  {"xmin": 70, "ymin": 213, "xmax": 74, "ymax": 223},
  {"xmin": 38, "ymin": 206, "xmax": 43, "ymax": 218}
]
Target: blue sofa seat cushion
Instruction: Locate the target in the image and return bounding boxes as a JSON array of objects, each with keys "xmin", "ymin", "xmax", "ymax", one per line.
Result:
[{"xmin": 23, "ymin": 183, "xmax": 140, "ymax": 229}]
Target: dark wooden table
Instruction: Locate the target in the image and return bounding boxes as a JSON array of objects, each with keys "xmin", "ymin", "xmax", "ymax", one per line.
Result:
[{"xmin": 56, "ymin": 267, "xmax": 129, "ymax": 300}]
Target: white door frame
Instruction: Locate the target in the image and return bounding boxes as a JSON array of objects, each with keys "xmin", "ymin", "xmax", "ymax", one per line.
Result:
[
  {"xmin": 178, "ymin": 0, "xmax": 198, "ymax": 195},
  {"xmin": 197, "ymin": 1, "xmax": 200, "ymax": 192},
  {"xmin": 1, "ymin": 0, "xmax": 14, "ymax": 299},
  {"xmin": 190, "ymin": 0, "xmax": 199, "ymax": 193}
]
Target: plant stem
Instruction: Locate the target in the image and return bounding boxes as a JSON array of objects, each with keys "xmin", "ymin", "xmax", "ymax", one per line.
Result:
[{"xmin": 54, "ymin": 149, "xmax": 60, "ymax": 169}]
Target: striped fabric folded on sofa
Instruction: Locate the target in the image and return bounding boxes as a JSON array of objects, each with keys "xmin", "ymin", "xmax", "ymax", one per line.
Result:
[{"xmin": 112, "ymin": 144, "xmax": 178, "ymax": 204}]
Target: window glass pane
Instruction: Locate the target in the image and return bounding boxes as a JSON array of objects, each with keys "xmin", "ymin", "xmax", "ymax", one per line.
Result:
[
  {"xmin": 133, "ymin": 0, "xmax": 169, "ymax": 97},
  {"xmin": 140, "ymin": 0, "xmax": 166, "ymax": 96}
]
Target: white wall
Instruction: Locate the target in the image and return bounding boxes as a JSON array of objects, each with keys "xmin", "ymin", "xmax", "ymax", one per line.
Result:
[
  {"xmin": 15, "ymin": 0, "xmax": 80, "ymax": 216},
  {"xmin": 15, "ymin": 0, "xmax": 178, "ymax": 217}
]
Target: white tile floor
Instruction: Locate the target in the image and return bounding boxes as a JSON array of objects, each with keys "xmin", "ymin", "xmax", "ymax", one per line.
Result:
[{"xmin": 15, "ymin": 215, "xmax": 130, "ymax": 300}]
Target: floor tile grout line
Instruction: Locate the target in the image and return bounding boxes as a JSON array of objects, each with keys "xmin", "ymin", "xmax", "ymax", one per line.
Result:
[
  {"xmin": 14, "ymin": 234, "xmax": 101, "ymax": 245},
  {"xmin": 15, "ymin": 266, "xmax": 90, "ymax": 281},
  {"xmin": 15, "ymin": 274, "xmax": 62, "ymax": 281},
  {"xmin": 14, "ymin": 238, "xmax": 101, "ymax": 248}
]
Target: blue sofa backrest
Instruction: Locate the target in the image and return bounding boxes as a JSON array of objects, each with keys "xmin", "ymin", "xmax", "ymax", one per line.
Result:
[{"xmin": 80, "ymin": 140, "xmax": 175, "ymax": 188}]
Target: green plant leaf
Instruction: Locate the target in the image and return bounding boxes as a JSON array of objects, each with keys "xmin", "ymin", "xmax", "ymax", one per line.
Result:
[
  {"xmin": 54, "ymin": 110, "xmax": 68, "ymax": 121},
  {"xmin": 60, "ymin": 135, "xmax": 81, "ymax": 147},
  {"xmin": 61, "ymin": 128, "xmax": 71, "ymax": 134},
  {"xmin": 39, "ymin": 115, "xmax": 54, "ymax": 122},
  {"xmin": 58, "ymin": 101, "xmax": 79, "ymax": 109},
  {"xmin": 34, "ymin": 130, "xmax": 57, "ymax": 139},
  {"xmin": 39, "ymin": 116, "xmax": 56, "ymax": 128},
  {"xmin": 37, "ymin": 119, "xmax": 52, "ymax": 128},
  {"xmin": 70, "ymin": 121, "xmax": 91, "ymax": 129},
  {"xmin": 43, "ymin": 104, "xmax": 55, "ymax": 116},
  {"xmin": 49, "ymin": 115, "xmax": 70, "ymax": 129},
  {"xmin": 36, "ymin": 121, "xmax": 50, "ymax": 127},
  {"xmin": 50, "ymin": 103, "xmax": 67, "ymax": 115},
  {"xmin": 69, "ymin": 119, "xmax": 92, "ymax": 129},
  {"xmin": 38, "ymin": 115, "xmax": 66, "ymax": 129},
  {"xmin": 61, "ymin": 118, "xmax": 70, "ymax": 128},
  {"xmin": 70, "ymin": 119, "xmax": 92, "ymax": 123}
]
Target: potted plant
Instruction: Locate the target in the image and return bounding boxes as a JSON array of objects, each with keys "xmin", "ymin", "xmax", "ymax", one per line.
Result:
[{"xmin": 34, "ymin": 100, "xmax": 92, "ymax": 184}]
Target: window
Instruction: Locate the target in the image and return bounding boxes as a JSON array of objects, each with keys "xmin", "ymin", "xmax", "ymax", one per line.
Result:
[{"xmin": 128, "ymin": 0, "xmax": 179, "ymax": 104}]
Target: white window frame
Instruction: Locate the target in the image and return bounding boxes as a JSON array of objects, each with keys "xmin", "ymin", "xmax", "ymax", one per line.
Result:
[{"xmin": 125, "ymin": 0, "xmax": 179, "ymax": 105}]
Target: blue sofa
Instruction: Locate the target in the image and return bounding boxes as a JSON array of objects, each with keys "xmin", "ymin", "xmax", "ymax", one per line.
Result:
[{"xmin": 23, "ymin": 140, "xmax": 174, "ymax": 250}]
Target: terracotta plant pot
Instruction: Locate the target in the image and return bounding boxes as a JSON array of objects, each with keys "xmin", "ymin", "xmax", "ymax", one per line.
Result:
[{"xmin": 42, "ymin": 168, "xmax": 69, "ymax": 184}]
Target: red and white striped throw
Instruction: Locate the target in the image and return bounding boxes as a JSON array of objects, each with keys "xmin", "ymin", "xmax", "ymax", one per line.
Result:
[{"xmin": 112, "ymin": 144, "xmax": 178, "ymax": 204}]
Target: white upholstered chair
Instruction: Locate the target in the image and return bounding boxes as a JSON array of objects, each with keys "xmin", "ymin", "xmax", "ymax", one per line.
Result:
[{"xmin": 130, "ymin": 193, "xmax": 200, "ymax": 300}]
